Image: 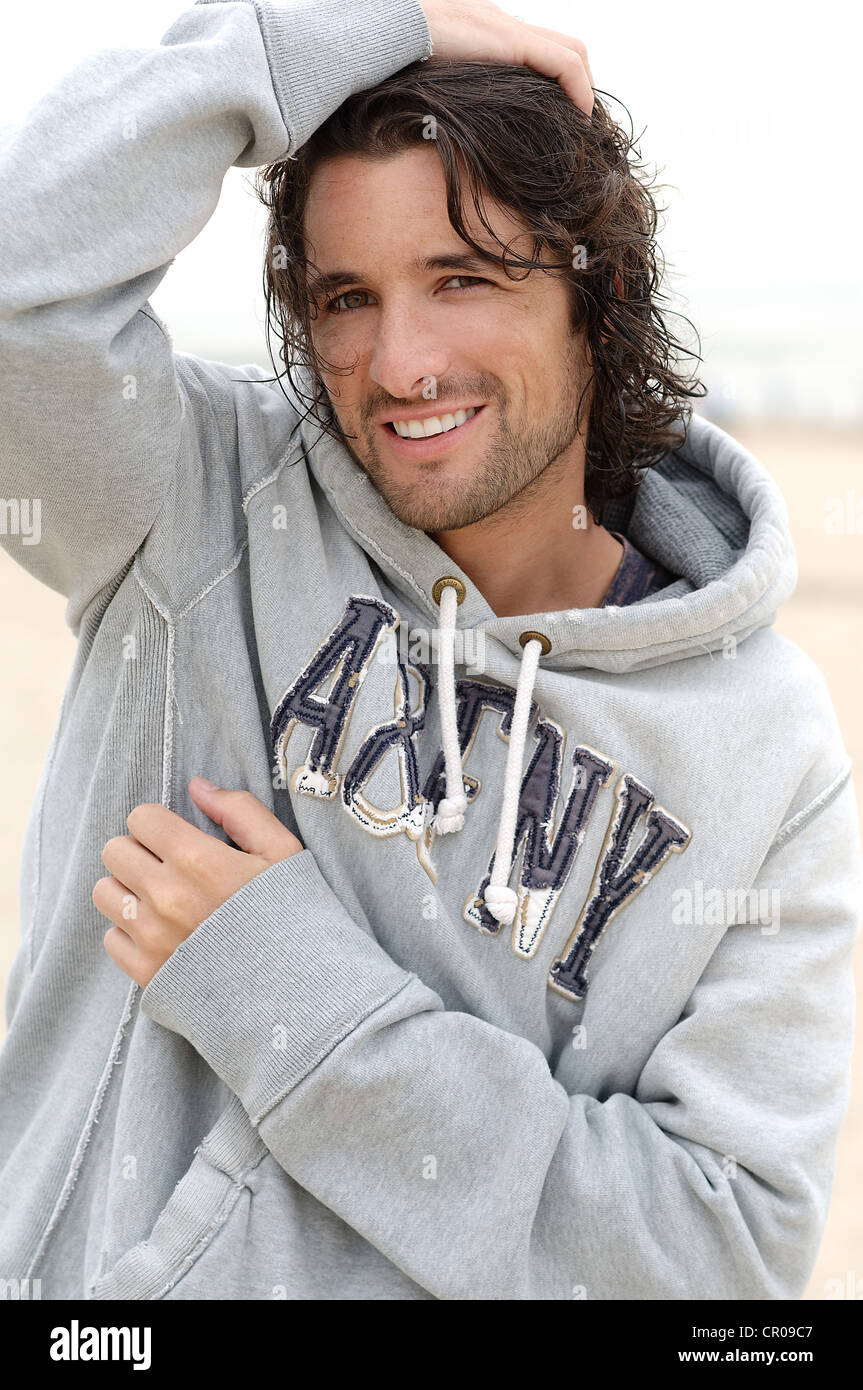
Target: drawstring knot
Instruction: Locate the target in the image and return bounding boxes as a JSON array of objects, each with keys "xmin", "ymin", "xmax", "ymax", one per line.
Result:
[{"xmin": 434, "ymin": 792, "xmax": 468, "ymax": 833}]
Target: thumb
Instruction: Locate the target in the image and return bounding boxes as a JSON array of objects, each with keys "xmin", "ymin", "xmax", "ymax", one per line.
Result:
[{"xmin": 188, "ymin": 778, "xmax": 302, "ymax": 862}]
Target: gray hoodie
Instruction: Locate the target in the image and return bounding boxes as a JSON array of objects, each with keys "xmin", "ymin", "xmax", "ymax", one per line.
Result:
[{"xmin": 0, "ymin": 0, "xmax": 860, "ymax": 1302}]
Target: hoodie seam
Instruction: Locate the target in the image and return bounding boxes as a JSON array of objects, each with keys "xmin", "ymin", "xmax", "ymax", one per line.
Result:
[
  {"xmin": 131, "ymin": 563, "xmax": 177, "ymax": 809},
  {"xmin": 132, "ymin": 430, "xmax": 304, "ymax": 620},
  {"xmin": 26, "ymin": 676, "xmax": 72, "ymax": 974},
  {"xmin": 138, "ymin": 354, "xmax": 298, "ymax": 623},
  {"xmin": 93, "ymin": 1142, "xmax": 271, "ymax": 1301},
  {"xmin": 764, "ymin": 760, "xmax": 853, "ymax": 859},
  {"xmin": 241, "ymin": 430, "xmax": 306, "ymax": 514},
  {"xmin": 149, "ymin": 1172, "xmax": 252, "ymax": 1300},
  {"xmin": 241, "ymin": 445, "xmax": 439, "ymax": 616},
  {"xmin": 29, "ymin": 558, "xmax": 139, "ymax": 969},
  {"xmin": 326, "ymin": 503, "xmax": 437, "ymax": 616},
  {"xmin": 27, "ymin": 566, "xmax": 177, "ymax": 1278},
  {"xmin": 251, "ymin": 972, "xmax": 421, "ymax": 1128},
  {"xmin": 176, "ymin": 541, "xmax": 250, "ymax": 619},
  {"xmin": 25, "ymin": 980, "xmax": 139, "ymax": 1281}
]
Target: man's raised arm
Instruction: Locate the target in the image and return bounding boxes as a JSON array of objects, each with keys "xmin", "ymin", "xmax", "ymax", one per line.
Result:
[{"xmin": 0, "ymin": 0, "xmax": 433, "ymax": 632}]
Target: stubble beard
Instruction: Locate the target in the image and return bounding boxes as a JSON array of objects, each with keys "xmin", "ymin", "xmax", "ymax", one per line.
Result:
[{"xmin": 336, "ymin": 352, "xmax": 589, "ymax": 534}]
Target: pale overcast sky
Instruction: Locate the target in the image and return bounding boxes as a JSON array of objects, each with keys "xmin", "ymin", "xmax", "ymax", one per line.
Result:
[{"xmin": 2, "ymin": 0, "xmax": 860, "ymax": 422}]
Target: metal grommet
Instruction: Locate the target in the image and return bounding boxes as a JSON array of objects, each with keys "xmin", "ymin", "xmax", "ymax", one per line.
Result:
[
  {"xmin": 432, "ymin": 576, "xmax": 467, "ymax": 606},
  {"xmin": 519, "ymin": 629, "xmax": 552, "ymax": 655}
]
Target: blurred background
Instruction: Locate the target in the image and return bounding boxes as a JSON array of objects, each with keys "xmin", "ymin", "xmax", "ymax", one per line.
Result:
[{"xmin": 1, "ymin": 0, "xmax": 861, "ymax": 1299}]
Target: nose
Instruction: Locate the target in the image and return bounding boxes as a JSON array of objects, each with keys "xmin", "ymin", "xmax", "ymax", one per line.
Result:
[{"xmin": 368, "ymin": 297, "xmax": 452, "ymax": 403}]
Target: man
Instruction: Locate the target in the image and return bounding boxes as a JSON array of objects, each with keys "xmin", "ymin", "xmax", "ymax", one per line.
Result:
[{"xmin": 0, "ymin": 0, "xmax": 859, "ymax": 1302}]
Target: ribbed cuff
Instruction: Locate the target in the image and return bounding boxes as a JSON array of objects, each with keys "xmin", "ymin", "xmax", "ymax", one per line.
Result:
[
  {"xmin": 139, "ymin": 848, "xmax": 414, "ymax": 1124},
  {"xmin": 197, "ymin": 0, "xmax": 433, "ymax": 150}
]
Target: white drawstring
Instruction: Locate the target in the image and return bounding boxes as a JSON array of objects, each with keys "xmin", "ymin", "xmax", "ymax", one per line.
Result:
[
  {"xmin": 483, "ymin": 637, "xmax": 542, "ymax": 926},
  {"xmin": 432, "ymin": 582, "xmax": 467, "ymax": 833},
  {"xmin": 431, "ymin": 579, "xmax": 543, "ymax": 927}
]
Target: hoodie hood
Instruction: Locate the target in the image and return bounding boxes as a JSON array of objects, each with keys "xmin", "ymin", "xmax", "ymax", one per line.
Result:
[
  {"xmin": 299, "ymin": 406, "xmax": 799, "ymax": 676},
  {"xmin": 298, "ymin": 404, "xmax": 799, "ymax": 924}
]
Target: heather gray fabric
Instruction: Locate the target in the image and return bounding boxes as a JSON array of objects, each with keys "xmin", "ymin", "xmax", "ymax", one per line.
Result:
[{"xmin": 1, "ymin": 0, "xmax": 861, "ymax": 1302}]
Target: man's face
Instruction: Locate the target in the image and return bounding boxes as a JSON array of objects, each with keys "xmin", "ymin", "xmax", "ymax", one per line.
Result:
[{"xmin": 303, "ymin": 146, "xmax": 590, "ymax": 534}]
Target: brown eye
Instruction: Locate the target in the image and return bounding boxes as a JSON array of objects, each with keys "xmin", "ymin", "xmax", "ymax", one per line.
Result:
[
  {"xmin": 444, "ymin": 275, "xmax": 487, "ymax": 291},
  {"xmin": 328, "ymin": 289, "xmax": 370, "ymax": 314}
]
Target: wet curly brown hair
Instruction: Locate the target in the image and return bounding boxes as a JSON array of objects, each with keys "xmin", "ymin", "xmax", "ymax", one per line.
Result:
[{"xmin": 253, "ymin": 58, "xmax": 705, "ymax": 521}]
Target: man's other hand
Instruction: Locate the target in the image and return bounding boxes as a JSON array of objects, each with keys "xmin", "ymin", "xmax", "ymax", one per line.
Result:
[{"xmin": 94, "ymin": 779, "xmax": 303, "ymax": 988}]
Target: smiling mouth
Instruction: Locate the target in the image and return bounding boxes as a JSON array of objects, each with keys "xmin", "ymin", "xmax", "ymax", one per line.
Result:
[{"xmin": 384, "ymin": 405, "xmax": 483, "ymax": 439}]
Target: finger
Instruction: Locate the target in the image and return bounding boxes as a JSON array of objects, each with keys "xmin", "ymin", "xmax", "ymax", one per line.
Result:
[
  {"xmin": 188, "ymin": 779, "xmax": 302, "ymax": 861},
  {"xmin": 513, "ymin": 34, "xmax": 593, "ymax": 116},
  {"xmin": 102, "ymin": 923, "xmax": 145, "ymax": 985},
  {"xmin": 125, "ymin": 801, "xmax": 211, "ymax": 864},
  {"xmin": 93, "ymin": 874, "xmax": 142, "ymax": 940},
  {"xmin": 101, "ymin": 834, "xmax": 163, "ymax": 902},
  {"xmin": 524, "ymin": 26, "xmax": 594, "ymax": 90}
]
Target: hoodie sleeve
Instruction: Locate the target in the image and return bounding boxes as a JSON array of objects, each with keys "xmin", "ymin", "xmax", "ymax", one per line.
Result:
[
  {"xmin": 139, "ymin": 767, "xmax": 863, "ymax": 1301},
  {"xmin": 0, "ymin": 0, "xmax": 432, "ymax": 634}
]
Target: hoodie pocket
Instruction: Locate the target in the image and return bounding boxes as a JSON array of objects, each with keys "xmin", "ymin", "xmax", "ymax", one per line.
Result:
[{"xmin": 89, "ymin": 1095, "xmax": 267, "ymax": 1300}]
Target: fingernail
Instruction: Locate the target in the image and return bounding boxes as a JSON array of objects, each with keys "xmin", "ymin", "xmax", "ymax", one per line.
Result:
[{"xmin": 193, "ymin": 777, "xmax": 218, "ymax": 790}]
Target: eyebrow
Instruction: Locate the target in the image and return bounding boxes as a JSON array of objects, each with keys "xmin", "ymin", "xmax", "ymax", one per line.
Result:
[{"xmin": 308, "ymin": 250, "xmax": 504, "ymax": 301}]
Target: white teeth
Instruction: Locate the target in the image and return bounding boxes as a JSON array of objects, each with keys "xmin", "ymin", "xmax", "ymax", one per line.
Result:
[{"xmin": 392, "ymin": 406, "xmax": 478, "ymax": 439}]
